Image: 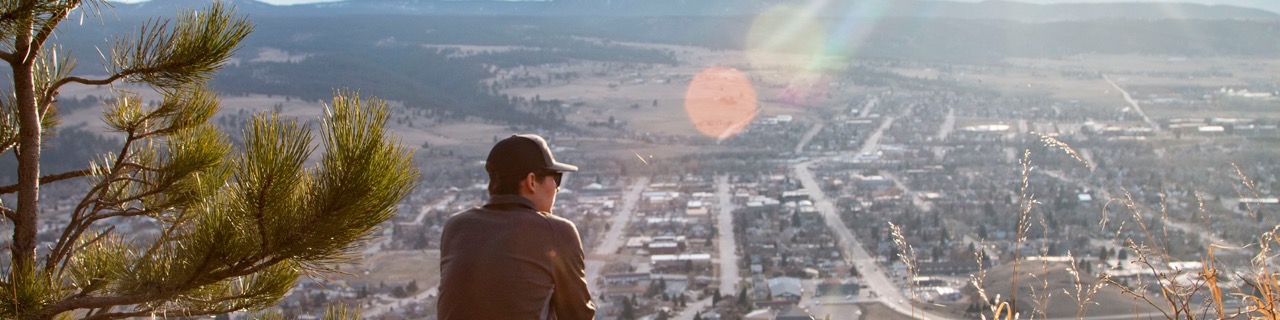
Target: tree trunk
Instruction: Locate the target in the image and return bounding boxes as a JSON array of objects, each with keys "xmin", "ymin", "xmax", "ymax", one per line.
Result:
[{"xmin": 12, "ymin": 34, "xmax": 39, "ymax": 276}]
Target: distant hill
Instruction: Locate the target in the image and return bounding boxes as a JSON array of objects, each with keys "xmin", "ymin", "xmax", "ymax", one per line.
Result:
[
  {"xmin": 72, "ymin": 0, "xmax": 1280, "ymax": 126},
  {"xmin": 106, "ymin": 0, "xmax": 1280, "ymax": 21}
]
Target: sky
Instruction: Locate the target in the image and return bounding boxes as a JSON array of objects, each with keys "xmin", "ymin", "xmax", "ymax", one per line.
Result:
[
  {"xmin": 109, "ymin": 0, "xmax": 1280, "ymax": 13},
  {"xmin": 954, "ymin": 0, "xmax": 1278, "ymax": 12}
]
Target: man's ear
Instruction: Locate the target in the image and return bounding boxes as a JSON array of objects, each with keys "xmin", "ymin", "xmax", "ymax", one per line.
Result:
[{"xmin": 522, "ymin": 172, "xmax": 539, "ymax": 192}]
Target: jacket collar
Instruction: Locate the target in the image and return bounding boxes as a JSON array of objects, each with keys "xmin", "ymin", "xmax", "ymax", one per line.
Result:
[{"xmin": 485, "ymin": 194, "xmax": 537, "ymax": 210}]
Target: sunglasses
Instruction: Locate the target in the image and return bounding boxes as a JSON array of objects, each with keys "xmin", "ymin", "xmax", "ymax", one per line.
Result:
[{"xmin": 540, "ymin": 171, "xmax": 563, "ymax": 187}]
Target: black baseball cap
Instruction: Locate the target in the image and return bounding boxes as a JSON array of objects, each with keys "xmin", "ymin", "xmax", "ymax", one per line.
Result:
[{"xmin": 485, "ymin": 134, "xmax": 578, "ymax": 177}]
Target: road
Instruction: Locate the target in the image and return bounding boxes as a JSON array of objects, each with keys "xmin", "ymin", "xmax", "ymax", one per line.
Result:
[
  {"xmin": 672, "ymin": 297, "xmax": 713, "ymax": 320},
  {"xmin": 795, "ymin": 122, "xmax": 825, "ymax": 154},
  {"xmin": 714, "ymin": 175, "xmax": 741, "ymax": 292},
  {"xmin": 793, "ymin": 162, "xmax": 949, "ymax": 320},
  {"xmin": 1103, "ymin": 74, "xmax": 1161, "ymax": 134},
  {"xmin": 937, "ymin": 108, "xmax": 955, "ymax": 140},
  {"xmin": 881, "ymin": 172, "xmax": 933, "ymax": 213},
  {"xmin": 408, "ymin": 194, "xmax": 457, "ymax": 225},
  {"xmin": 365, "ymin": 195, "xmax": 457, "ymax": 256},
  {"xmin": 788, "ymin": 100, "xmax": 948, "ymax": 319},
  {"xmin": 672, "ymin": 175, "xmax": 743, "ymax": 320},
  {"xmin": 1040, "ymin": 169, "xmax": 1237, "ymax": 248},
  {"xmin": 859, "ymin": 95, "xmax": 880, "ymax": 118},
  {"xmin": 860, "ymin": 116, "xmax": 896, "ymax": 156},
  {"xmin": 362, "ymin": 286, "xmax": 437, "ymax": 318},
  {"xmin": 585, "ymin": 177, "xmax": 649, "ymax": 295}
]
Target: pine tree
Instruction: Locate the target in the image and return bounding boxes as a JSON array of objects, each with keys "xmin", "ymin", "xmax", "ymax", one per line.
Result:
[
  {"xmin": 620, "ymin": 298, "xmax": 635, "ymax": 320},
  {"xmin": 0, "ymin": 2, "xmax": 418, "ymax": 319}
]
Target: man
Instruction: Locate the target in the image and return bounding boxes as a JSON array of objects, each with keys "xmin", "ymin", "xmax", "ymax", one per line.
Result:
[{"xmin": 438, "ymin": 134, "xmax": 596, "ymax": 319}]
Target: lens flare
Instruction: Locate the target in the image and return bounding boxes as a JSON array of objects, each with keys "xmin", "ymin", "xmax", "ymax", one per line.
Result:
[
  {"xmin": 745, "ymin": 5, "xmax": 828, "ymax": 75},
  {"xmin": 684, "ymin": 67, "xmax": 758, "ymax": 140}
]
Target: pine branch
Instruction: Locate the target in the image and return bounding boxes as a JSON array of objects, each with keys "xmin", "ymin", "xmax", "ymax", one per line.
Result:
[
  {"xmin": 55, "ymin": 226, "xmax": 115, "ymax": 282},
  {"xmin": 48, "ymin": 133, "xmax": 140, "ymax": 269},
  {"xmin": 80, "ymin": 290, "xmax": 264, "ymax": 320},
  {"xmin": 30, "ymin": 2, "xmax": 80, "ymax": 57},
  {"xmin": 0, "ymin": 205, "xmax": 12, "ymax": 221},
  {"xmin": 86, "ymin": 207, "xmax": 152, "ymax": 221},
  {"xmin": 79, "ymin": 310, "xmax": 152, "ymax": 320},
  {"xmin": 0, "ymin": 50, "xmax": 14, "ymax": 64},
  {"xmin": 44, "ymin": 74, "xmax": 125, "ymax": 105},
  {"xmin": 43, "ymin": 254, "xmax": 289, "ymax": 317},
  {"xmin": 0, "ymin": 169, "xmax": 92, "ymax": 194},
  {"xmin": 0, "ymin": 139, "xmax": 15, "ymax": 157}
]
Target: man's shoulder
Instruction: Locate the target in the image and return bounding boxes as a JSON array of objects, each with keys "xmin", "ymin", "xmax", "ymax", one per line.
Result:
[
  {"xmin": 541, "ymin": 212, "xmax": 575, "ymax": 226},
  {"xmin": 446, "ymin": 206, "xmax": 546, "ymax": 223},
  {"xmin": 445, "ymin": 207, "xmax": 482, "ymax": 221},
  {"xmin": 541, "ymin": 213, "xmax": 580, "ymax": 236}
]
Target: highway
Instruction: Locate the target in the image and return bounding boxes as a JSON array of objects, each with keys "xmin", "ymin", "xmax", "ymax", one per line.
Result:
[{"xmin": 1103, "ymin": 74, "xmax": 1161, "ymax": 134}]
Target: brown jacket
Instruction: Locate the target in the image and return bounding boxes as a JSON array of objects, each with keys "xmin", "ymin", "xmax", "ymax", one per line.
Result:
[{"xmin": 438, "ymin": 195, "xmax": 596, "ymax": 319}]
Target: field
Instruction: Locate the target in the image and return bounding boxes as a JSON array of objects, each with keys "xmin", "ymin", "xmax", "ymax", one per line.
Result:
[
  {"xmin": 945, "ymin": 260, "xmax": 1164, "ymax": 319},
  {"xmin": 335, "ymin": 250, "xmax": 441, "ymax": 289},
  {"xmin": 499, "ymin": 44, "xmax": 866, "ymax": 140}
]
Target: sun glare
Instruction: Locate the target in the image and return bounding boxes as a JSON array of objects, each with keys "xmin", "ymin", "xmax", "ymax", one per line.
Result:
[{"xmin": 684, "ymin": 67, "xmax": 758, "ymax": 140}]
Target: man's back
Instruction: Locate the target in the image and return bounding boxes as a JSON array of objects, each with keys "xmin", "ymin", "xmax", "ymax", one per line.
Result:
[{"xmin": 438, "ymin": 195, "xmax": 595, "ymax": 319}]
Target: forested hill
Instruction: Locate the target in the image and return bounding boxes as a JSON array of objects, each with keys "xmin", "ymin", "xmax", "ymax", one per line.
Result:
[
  {"xmin": 109, "ymin": 0, "xmax": 1280, "ymax": 21},
  {"xmin": 41, "ymin": 1, "xmax": 1280, "ymax": 127},
  {"xmin": 50, "ymin": 13, "xmax": 1280, "ymax": 125}
]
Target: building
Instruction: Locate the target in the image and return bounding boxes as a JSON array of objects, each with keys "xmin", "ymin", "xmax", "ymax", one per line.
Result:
[
  {"xmin": 650, "ymin": 253, "xmax": 712, "ymax": 269},
  {"xmin": 774, "ymin": 306, "xmax": 814, "ymax": 320},
  {"xmin": 816, "ymin": 278, "xmax": 860, "ymax": 296},
  {"xmin": 767, "ymin": 277, "xmax": 803, "ymax": 301}
]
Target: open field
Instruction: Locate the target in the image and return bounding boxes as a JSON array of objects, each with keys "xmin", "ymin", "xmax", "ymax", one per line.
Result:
[
  {"xmin": 500, "ymin": 43, "xmax": 864, "ymax": 139},
  {"xmin": 336, "ymin": 250, "xmax": 441, "ymax": 289},
  {"xmin": 884, "ymin": 54, "xmax": 1280, "ymax": 121},
  {"xmin": 942, "ymin": 260, "xmax": 1163, "ymax": 319}
]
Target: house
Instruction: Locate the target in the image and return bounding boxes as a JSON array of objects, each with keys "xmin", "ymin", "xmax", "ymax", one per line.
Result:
[
  {"xmin": 650, "ymin": 253, "xmax": 712, "ymax": 269},
  {"xmin": 743, "ymin": 308, "xmax": 776, "ymax": 320},
  {"xmin": 648, "ymin": 241, "xmax": 681, "ymax": 255},
  {"xmin": 816, "ymin": 278, "xmax": 860, "ymax": 296},
  {"xmin": 917, "ymin": 260, "xmax": 989, "ymax": 275},
  {"xmin": 774, "ymin": 306, "xmax": 814, "ymax": 320},
  {"xmin": 603, "ymin": 272, "xmax": 651, "ymax": 285},
  {"xmin": 767, "ymin": 277, "xmax": 803, "ymax": 301},
  {"xmin": 686, "ymin": 200, "xmax": 709, "ymax": 216}
]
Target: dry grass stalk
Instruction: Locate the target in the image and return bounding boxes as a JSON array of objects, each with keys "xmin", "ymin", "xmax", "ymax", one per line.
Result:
[
  {"xmin": 888, "ymin": 221, "xmax": 919, "ymax": 318},
  {"xmin": 1011, "ymin": 149, "xmax": 1037, "ymax": 318},
  {"xmin": 1038, "ymin": 134, "xmax": 1092, "ymax": 170},
  {"xmin": 1102, "ymin": 191, "xmax": 1207, "ymax": 320},
  {"xmin": 1029, "ymin": 214, "xmax": 1054, "ymax": 319},
  {"xmin": 1065, "ymin": 251, "xmax": 1106, "ymax": 319}
]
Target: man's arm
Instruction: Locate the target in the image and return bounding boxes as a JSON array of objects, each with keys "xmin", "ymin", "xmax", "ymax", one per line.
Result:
[{"xmin": 550, "ymin": 219, "xmax": 596, "ymax": 319}]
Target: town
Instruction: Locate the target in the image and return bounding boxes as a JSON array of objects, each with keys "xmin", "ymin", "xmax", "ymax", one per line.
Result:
[
  {"xmin": 256, "ymin": 52, "xmax": 1279, "ymax": 319},
  {"xmin": 4, "ymin": 1, "xmax": 1279, "ymax": 319}
]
